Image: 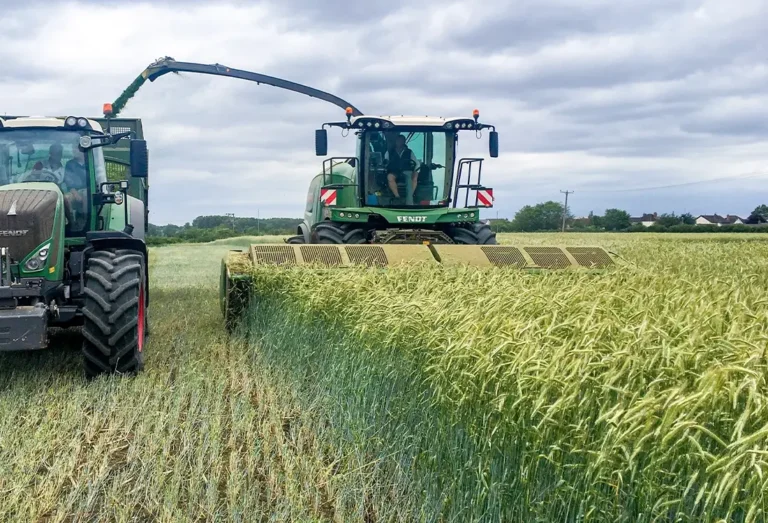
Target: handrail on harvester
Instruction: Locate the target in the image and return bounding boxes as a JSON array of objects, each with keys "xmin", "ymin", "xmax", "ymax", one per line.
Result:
[{"xmin": 110, "ymin": 56, "xmax": 364, "ymax": 118}]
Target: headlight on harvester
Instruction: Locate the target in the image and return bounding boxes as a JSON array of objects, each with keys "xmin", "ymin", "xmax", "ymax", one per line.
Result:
[{"xmin": 24, "ymin": 244, "xmax": 50, "ymax": 272}]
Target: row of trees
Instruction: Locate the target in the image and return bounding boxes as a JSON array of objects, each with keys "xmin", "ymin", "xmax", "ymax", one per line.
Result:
[
  {"xmin": 147, "ymin": 215, "xmax": 302, "ymax": 245},
  {"xmin": 147, "ymin": 205, "xmax": 768, "ymax": 245},
  {"xmin": 491, "ymin": 203, "xmax": 768, "ymax": 233}
]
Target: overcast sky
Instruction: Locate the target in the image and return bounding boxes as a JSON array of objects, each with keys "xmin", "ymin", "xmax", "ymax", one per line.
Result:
[{"xmin": 1, "ymin": 0, "xmax": 766, "ymax": 223}]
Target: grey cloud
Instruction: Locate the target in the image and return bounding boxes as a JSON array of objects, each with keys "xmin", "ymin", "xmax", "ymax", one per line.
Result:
[
  {"xmin": 1, "ymin": 0, "xmax": 767, "ymax": 224},
  {"xmin": 448, "ymin": 0, "xmax": 698, "ymax": 53},
  {"xmin": 268, "ymin": 0, "xmax": 410, "ymax": 26}
]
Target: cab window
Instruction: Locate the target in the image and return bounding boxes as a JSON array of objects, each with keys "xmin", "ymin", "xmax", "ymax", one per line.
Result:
[
  {"xmin": 0, "ymin": 129, "xmax": 90, "ymax": 235},
  {"xmin": 363, "ymin": 130, "xmax": 453, "ymax": 207}
]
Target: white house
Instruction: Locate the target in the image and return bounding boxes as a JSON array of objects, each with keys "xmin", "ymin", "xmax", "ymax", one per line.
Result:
[
  {"xmin": 696, "ymin": 214, "xmax": 724, "ymax": 226},
  {"xmin": 695, "ymin": 214, "xmax": 744, "ymax": 226},
  {"xmin": 629, "ymin": 213, "xmax": 657, "ymax": 227}
]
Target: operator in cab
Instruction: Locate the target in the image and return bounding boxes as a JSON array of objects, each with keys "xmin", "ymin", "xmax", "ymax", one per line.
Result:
[
  {"xmin": 21, "ymin": 143, "xmax": 66, "ymax": 184},
  {"xmin": 62, "ymin": 141, "xmax": 88, "ymax": 230},
  {"xmin": 385, "ymin": 134, "xmax": 420, "ymax": 204}
]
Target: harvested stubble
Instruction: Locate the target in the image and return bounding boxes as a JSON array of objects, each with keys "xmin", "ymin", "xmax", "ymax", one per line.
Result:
[{"xmin": 240, "ymin": 235, "xmax": 768, "ymax": 522}]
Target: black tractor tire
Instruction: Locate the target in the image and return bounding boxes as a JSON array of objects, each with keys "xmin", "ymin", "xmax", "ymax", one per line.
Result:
[
  {"xmin": 448, "ymin": 222, "xmax": 498, "ymax": 245},
  {"xmin": 81, "ymin": 249, "xmax": 147, "ymax": 379},
  {"xmin": 342, "ymin": 228, "xmax": 367, "ymax": 244},
  {"xmin": 312, "ymin": 221, "xmax": 368, "ymax": 244},
  {"xmin": 286, "ymin": 234, "xmax": 305, "ymax": 244},
  {"xmin": 313, "ymin": 221, "xmax": 345, "ymax": 244}
]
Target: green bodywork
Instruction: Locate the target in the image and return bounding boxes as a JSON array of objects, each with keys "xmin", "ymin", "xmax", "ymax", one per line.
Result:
[
  {"xmin": 1, "ymin": 182, "xmax": 67, "ymax": 282},
  {"xmin": 302, "ymin": 161, "xmax": 482, "ymax": 237},
  {"xmin": 94, "ymin": 117, "xmax": 149, "ymax": 203},
  {"xmin": 0, "ymin": 118, "xmax": 146, "ymax": 280}
]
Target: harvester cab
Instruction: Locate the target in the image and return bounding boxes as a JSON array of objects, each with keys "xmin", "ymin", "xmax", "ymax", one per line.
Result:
[
  {"xmin": 296, "ymin": 109, "xmax": 500, "ymax": 246},
  {"xmin": 0, "ymin": 111, "xmax": 150, "ymax": 378}
]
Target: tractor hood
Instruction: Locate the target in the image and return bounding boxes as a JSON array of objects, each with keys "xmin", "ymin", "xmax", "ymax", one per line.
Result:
[{"xmin": 0, "ymin": 183, "xmax": 63, "ymax": 272}]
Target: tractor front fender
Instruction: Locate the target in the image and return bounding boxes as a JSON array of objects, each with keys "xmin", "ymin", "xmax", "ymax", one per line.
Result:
[
  {"xmin": 86, "ymin": 231, "xmax": 147, "ymax": 259},
  {"xmin": 298, "ymin": 222, "xmax": 311, "ymax": 243}
]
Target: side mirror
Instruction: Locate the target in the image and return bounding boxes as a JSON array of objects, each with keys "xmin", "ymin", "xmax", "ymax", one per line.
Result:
[
  {"xmin": 489, "ymin": 131, "xmax": 499, "ymax": 158},
  {"xmin": 129, "ymin": 139, "xmax": 148, "ymax": 178},
  {"xmin": 315, "ymin": 129, "xmax": 328, "ymax": 156}
]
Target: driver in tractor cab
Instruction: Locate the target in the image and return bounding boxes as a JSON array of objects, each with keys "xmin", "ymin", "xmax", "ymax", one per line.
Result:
[
  {"xmin": 63, "ymin": 142, "xmax": 88, "ymax": 229},
  {"xmin": 22, "ymin": 143, "xmax": 66, "ymax": 183},
  {"xmin": 385, "ymin": 134, "xmax": 420, "ymax": 204}
]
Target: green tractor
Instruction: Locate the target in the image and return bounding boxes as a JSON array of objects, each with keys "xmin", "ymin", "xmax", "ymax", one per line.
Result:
[
  {"xmin": 0, "ymin": 111, "xmax": 150, "ymax": 378},
  {"xmin": 286, "ymin": 109, "xmax": 500, "ymax": 247}
]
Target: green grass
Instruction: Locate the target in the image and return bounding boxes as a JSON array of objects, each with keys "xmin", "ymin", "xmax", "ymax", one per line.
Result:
[{"xmin": 0, "ymin": 233, "xmax": 766, "ymax": 521}]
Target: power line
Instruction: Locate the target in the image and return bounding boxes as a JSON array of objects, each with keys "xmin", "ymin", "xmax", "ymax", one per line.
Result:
[
  {"xmin": 505, "ymin": 170, "xmax": 768, "ymax": 194},
  {"xmin": 560, "ymin": 190, "xmax": 573, "ymax": 232}
]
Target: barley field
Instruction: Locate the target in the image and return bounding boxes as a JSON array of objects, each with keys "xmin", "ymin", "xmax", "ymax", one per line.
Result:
[{"xmin": 0, "ymin": 233, "xmax": 766, "ymax": 522}]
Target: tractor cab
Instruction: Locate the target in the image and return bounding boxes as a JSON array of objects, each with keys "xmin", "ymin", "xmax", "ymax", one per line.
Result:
[
  {"xmin": 0, "ymin": 116, "xmax": 147, "ymax": 239},
  {"xmin": 315, "ymin": 111, "xmax": 499, "ymax": 211}
]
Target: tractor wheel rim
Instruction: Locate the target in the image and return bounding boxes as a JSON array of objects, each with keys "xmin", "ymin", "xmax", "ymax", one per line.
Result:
[{"xmin": 138, "ymin": 284, "xmax": 145, "ymax": 353}]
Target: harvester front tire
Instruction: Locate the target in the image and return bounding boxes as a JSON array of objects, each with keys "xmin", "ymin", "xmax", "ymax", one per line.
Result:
[
  {"xmin": 313, "ymin": 221, "xmax": 345, "ymax": 243},
  {"xmin": 342, "ymin": 228, "xmax": 367, "ymax": 244},
  {"xmin": 312, "ymin": 221, "xmax": 367, "ymax": 244},
  {"xmin": 286, "ymin": 235, "xmax": 304, "ymax": 244},
  {"xmin": 449, "ymin": 223, "xmax": 498, "ymax": 245},
  {"xmin": 81, "ymin": 249, "xmax": 146, "ymax": 380},
  {"xmin": 472, "ymin": 222, "xmax": 497, "ymax": 244}
]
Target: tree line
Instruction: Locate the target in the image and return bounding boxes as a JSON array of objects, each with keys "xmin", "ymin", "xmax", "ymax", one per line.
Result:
[
  {"xmin": 147, "ymin": 216, "xmax": 302, "ymax": 245},
  {"xmin": 491, "ymin": 203, "xmax": 768, "ymax": 233},
  {"xmin": 147, "ymin": 204, "xmax": 768, "ymax": 247}
]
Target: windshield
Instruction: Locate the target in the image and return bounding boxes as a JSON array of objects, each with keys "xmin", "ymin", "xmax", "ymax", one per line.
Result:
[
  {"xmin": 363, "ymin": 130, "xmax": 454, "ymax": 207},
  {"xmin": 0, "ymin": 129, "xmax": 90, "ymax": 234}
]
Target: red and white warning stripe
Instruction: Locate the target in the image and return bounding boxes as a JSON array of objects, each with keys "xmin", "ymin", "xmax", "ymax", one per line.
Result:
[
  {"xmin": 476, "ymin": 188, "xmax": 494, "ymax": 207},
  {"xmin": 320, "ymin": 188, "xmax": 337, "ymax": 206}
]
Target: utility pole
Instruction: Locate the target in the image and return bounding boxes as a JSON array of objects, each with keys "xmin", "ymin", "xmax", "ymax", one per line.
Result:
[
  {"xmin": 257, "ymin": 208, "xmax": 260, "ymax": 235},
  {"xmin": 225, "ymin": 212, "xmax": 235, "ymax": 231},
  {"xmin": 560, "ymin": 190, "xmax": 573, "ymax": 232}
]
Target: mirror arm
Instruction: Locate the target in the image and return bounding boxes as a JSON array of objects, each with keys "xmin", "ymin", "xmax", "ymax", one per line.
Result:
[
  {"xmin": 110, "ymin": 130, "xmax": 134, "ymax": 144},
  {"xmin": 322, "ymin": 122, "xmax": 350, "ymax": 130}
]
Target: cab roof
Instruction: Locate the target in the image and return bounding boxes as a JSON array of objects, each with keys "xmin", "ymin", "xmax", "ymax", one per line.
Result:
[
  {"xmin": 0, "ymin": 116, "xmax": 104, "ymax": 133},
  {"xmin": 351, "ymin": 115, "xmax": 472, "ymax": 127}
]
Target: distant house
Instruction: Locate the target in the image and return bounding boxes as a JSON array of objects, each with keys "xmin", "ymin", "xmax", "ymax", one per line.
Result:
[
  {"xmin": 630, "ymin": 213, "xmax": 657, "ymax": 227},
  {"xmin": 696, "ymin": 214, "xmax": 725, "ymax": 226},
  {"xmin": 695, "ymin": 214, "xmax": 744, "ymax": 226}
]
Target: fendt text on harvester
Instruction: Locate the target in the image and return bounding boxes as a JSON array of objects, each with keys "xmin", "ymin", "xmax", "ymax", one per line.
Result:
[
  {"xmin": 110, "ymin": 57, "xmax": 616, "ymax": 330},
  {"xmin": 0, "ymin": 112, "xmax": 150, "ymax": 377}
]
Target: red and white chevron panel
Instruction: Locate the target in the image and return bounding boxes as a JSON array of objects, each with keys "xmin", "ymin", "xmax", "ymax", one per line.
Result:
[
  {"xmin": 476, "ymin": 188, "xmax": 494, "ymax": 207},
  {"xmin": 320, "ymin": 188, "xmax": 337, "ymax": 206}
]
